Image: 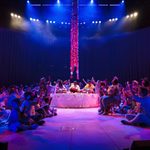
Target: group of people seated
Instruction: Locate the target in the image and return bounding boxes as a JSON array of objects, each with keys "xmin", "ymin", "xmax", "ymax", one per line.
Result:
[
  {"xmin": 0, "ymin": 77, "xmax": 57, "ymax": 132},
  {"xmin": 54, "ymin": 79, "xmax": 95, "ymax": 93},
  {"xmin": 0, "ymin": 76, "xmax": 150, "ymax": 131}
]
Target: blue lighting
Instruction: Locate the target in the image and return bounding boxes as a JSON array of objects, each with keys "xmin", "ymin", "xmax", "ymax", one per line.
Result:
[
  {"xmin": 121, "ymin": 0, "xmax": 124, "ymax": 3},
  {"xmin": 27, "ymin": 0, "xmax": 30, "ymax": 4},
  {"xmin": 90, "ymin": 0, "xmax": 94, "ymax": 4},
  {"xmin": 57, "ymin": 0, "xmax": 60, "ymax": 4}
]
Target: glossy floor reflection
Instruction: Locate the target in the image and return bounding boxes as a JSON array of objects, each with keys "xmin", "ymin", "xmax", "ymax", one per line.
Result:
[{"xmin": 1, "ymin": 108, "xmax": 150, "ymax": 150}]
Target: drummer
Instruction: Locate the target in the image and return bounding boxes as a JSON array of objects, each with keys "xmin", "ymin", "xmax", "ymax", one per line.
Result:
[
  {"xmin": 69, "ymin": 81, "xmax": 80, "ymax": 93},
  {"xmin": 83, "ymin": 80, "xmax": 95, "ymax": 93}
]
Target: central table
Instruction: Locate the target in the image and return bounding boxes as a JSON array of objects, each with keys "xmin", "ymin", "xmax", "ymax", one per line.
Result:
[{"xmin": 51, "ymin": 93, "xmax": 99, "ymax": 108}]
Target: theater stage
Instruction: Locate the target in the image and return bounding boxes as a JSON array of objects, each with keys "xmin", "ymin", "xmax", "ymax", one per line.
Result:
[{"xmin": 0, "ymin": 108, "xmax": 150, "ymax": 150}]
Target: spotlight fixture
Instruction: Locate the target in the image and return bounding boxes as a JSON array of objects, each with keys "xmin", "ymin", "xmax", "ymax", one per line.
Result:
[
  {"xmin": 121, "ymin": 0, "xmax": 124, "ymax": 3},
  {"xmin": 130, "ymin": 14, "xmax": 134, "ymax": 18},
  {"xmin": 11, "ymin": 13, "xmax": 14, "ymax": 17},
  {"xmin": 27, "ymin": 0, "xmax": 30, "ymax": 4},
  {"xmin": 90, "ymin": 0, "xmax": 94, "ymax": 4},
  {"xmin": 92, "ymin": 21, "xmax": 95, "ymax": 23},
  {"xmin": 109, "ymin": 19, "xmax": 112, "ymax": 22},
  {"xmin": 99, "ymin": 21, "xmax": 101, "ymax": 23},
  {"xmin": 126, "ymin": 15, "xmax": 129, "ymax": 19},
  {"xmin": 134, "ymin": 12, "xmax": 138, "ymax": 17}
]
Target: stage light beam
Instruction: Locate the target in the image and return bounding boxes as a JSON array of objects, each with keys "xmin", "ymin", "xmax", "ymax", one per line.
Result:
[{"xmin": 90, "ymin": 0, "xmax": 94, "ymax": 4}]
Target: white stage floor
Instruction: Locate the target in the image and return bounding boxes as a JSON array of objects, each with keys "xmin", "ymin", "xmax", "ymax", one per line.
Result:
[{"xmin": 1, "ymin": 108, "xmax": 150, "ymax": 150}]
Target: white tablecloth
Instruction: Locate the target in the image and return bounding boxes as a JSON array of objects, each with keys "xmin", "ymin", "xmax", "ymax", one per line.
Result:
[{"xmin": 51, "ymin": 93, "xmax": 99, "ymax": 108}]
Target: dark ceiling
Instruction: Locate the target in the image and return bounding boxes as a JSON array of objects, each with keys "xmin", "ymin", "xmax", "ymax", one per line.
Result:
[{"xmin": 0, "ymin": 0, "xmax": 150, "ymax": 29}]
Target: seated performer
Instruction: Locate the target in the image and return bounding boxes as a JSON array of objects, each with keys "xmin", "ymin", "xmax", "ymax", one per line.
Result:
[
  {"xmin": 69, "ymin": 81, "xmax": 80, "ymax": 93},
  {"xmin": 121, "ymin": 87, "xmax": 150, "ymax": 127},
  {"xmin": 55, "ymin": 80, "xmax": 67, "ymax": 93},
  {"xmin": 83, "ymin": 80, "xmax": 95, "ymax": 93}
]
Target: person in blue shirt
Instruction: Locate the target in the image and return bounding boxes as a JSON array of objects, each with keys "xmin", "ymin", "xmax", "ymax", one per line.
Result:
[{"xmin": 121, "ymin": 87, "xmax": 150, "ymax": 127}]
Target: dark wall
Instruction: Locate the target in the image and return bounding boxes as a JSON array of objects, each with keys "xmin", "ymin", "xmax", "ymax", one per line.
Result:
[
  {"xmin": 79, "ymin": 27, "xmax": 150, "ymax": 82},
  {"xmin": 0, "ymin": 27, "xmax": 150, "ymax": 85}
]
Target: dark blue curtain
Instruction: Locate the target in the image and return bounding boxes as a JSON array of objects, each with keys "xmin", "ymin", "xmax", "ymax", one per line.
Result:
[{"xmin": 0, "ymin": 27, "xmax": 150, "ymax": 85}]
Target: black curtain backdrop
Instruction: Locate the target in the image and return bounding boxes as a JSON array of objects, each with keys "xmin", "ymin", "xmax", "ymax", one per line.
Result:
[{"xmin": 0, "ymin": 27, "xmax": 150, "ymax": 85}]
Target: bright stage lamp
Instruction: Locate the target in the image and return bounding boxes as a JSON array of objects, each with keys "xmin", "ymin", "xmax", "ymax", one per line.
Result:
[
  {"xmin": 11, "ymin": 13, "xmax": 14, "ymax": 17},
  {"xmin": 134, "ymin": 12, "xmax": 138, "ymax": 17},
  {"xmin": 90, "ymin": 0, "xmax": 94, "ymax": 4}
]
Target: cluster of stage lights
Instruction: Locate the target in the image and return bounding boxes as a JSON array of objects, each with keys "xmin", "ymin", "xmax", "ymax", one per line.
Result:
[
  {"xmin": 126, "ymin": 12, "xmax": 138, "ymax": 19},
  {"xmin": 109, "ymin": 18, "xmax": 118, "ymax": 22},
  {"xmin": 10, "ymin": 13, "xmax": 21, "ymax": 19},
  {"xmin": 30, "ymin": 18, "xmax": 39, "ymax": 22},
  {"xmin": 46, "ymin": 21, "xmax": 101, "ymax": 24},
  {"xmin": 27, "ymin": 0, "xmax": 60, "ymax": 4},
  {"xmin": 27, "ymin": 0, "xmax": 125, "ymax": 5}
]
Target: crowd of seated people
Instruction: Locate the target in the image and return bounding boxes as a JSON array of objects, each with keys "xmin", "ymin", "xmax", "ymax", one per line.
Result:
[
  {"xmin": 0, "ymin": 76, "xmax": 150, "ymax": 130},
  {"xmin": 0, "ymin": 77, "xmax": 57, "ymax": 132}
]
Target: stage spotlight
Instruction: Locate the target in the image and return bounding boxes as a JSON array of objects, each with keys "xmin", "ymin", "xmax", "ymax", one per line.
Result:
[
  {"xmin": 112, "ymin": 18, "xmax": 115, "ymax": 21},
  {"xmin": 115, "ymin": 18, "xmax": 118, "ymax": 21},
  {"xmin": 134, "ymin": 12, "xmax": 138, "ymax": 17},
  {"xmin": 68, "ymin": 22, "xmax": 70, "ymax": 25},
  {"xmin": 14, "ymin": 14, "xmax": 17, "ymax": 18},
  {"xmin": 17, "ymin": 16, "xmax": 21, "ymax": 19},
  {"xmin": 121, "ymin": 0, "xmax": 124, "ymax": 3},
  {"xmin": 65, "ymin": 22, "xmax": 67, "ymax": 24},
  {"xmin": 90, "ymin": 0, "xmax": 94, "ymax": 4},
  {"xmin": 49, "ymin": 21, "xmax": 52, "ymax": 23},
  {"xmin": 33, "ymin": 19, "xmax": 36, "ymax": 21},
  {"xmin": 11, "ymin": 13, "xmax": 13, "ymax": 16},
  {"xmin": 53, "ymin": 21, "xmax": 56, "ymax": 24},
  {"xmin": 83, "ymin": 22, "xmax": 86, "ymax": 24},
  {"xmin": 95, "ymin": 21, "xmax": 98, "ymax": 24},
  {"xmin": 130, "ymin": 14, "xmax": 134, "ymax": 18},
  {"xmin": 126, "ymin": 15, "xmax": 129, "ymax": 19},
  {"xmin": 30, "ymin": 18, "xmax": 33, "ymax": 21},
  {"xmin": 27, "ymin": 0, "xmax": 30, "ymax": 4},
  {"xmin": 46, "ymin": 20, "xmax": 49, "ymax": 23},
  {"xmin": 36, "ymin": 19, "xmax": 39, "ymax": 22},
  {"xmin": 61, "ymin": 22, "xmax": 64, "ymax": 24},
  {"xmin": 57, "ymin": 0, "xmax": 60, "ymax": 3},
  {"xmin": 99, "ymin": 21, "xmax": 101, "ymax": 24},
  {"xmin": 92, "ymin": 21, "xmax": 95, "ymax": 24}
]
